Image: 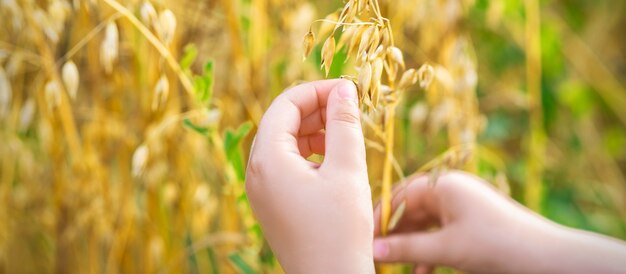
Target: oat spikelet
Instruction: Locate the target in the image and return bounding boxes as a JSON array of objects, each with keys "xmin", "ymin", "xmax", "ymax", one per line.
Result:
[
  {"xmin": 48, "ymin": 0, "xmax": 70, "ymax": 34},
  {"xmin": 321, "ymin": 36, "xmax": 336, "ymax": 77},
  {"xmin": 371, "ymin": 58, "xmax": 384, "ymax": 108},
  {"xmin": 388, "ymin": 46, "xmax": 405, "ymax": 69},
  {"xmin": 388, "ymin": 200, "xmax": 407, "ymax": 232},
  {"xmin": 140, "ymin": 1, "xmax": 157, "ymax": 25},
  {"xmin": 33, "ymin": 9, "xmax": 59, "ymax": 43},
  {"xmin": 44, "ymin": 80, "xmax": 61, "ymax": 109},
  {"xmin": 152, "ymin": 75, "xmax": 170, "ymax": 111},
  {"xmin": 100, "ymin": 22, "xmax": 119, "ymax": 74},
  {"xmin": 398, "ymin": 68, "xmax": 418, "ymax": 91},
  {"xmin": 358, "ymin": 62, "xmax": 372, "ymax": 102},
  {"xmin": 192, "ymin": 109, "xmax": 221, "ymax": 127},
  {"xmin": 302, "ymin": 31, "xmax": 315, "ymax": 60},
  {"xmin": 62, "ymin": 61, "xmax": 79, "ymax": 100},
  {"xmin": 158, "ymin": 9, "xmax": 176, "ymax": 45},
  {"xmin": 417, "ymin": 63, "xmax": 435, "ymax": 89},
  {"xmin": 0, "ymin": 68, "xmax": 11, "ymax": 117},
  {"xmin": 132, "ymin": 144, "xmax": 149, "ymax": 177}
]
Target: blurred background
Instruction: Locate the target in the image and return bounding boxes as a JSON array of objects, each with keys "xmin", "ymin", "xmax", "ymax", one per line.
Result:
[{"xmin": 0, "ymin": 0, "xmax": 625, "ymax": 273}]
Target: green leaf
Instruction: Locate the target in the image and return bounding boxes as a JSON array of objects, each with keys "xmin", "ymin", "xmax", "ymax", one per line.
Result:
[
  {"xmin": 193, "ymin": 61, "xmax": 214, "ymax": 105},
  {"xmin": 183, "ymin": 118, "xmax": 210, "ymax": 135},
  {"xmin": 224, "ymin": 121, "xmax": 253, "ymax": 181},
  {"xmin": 180, "ymin": 44, "xmax": 198, "ymax": 71},
  {"xmin": 228, "ymin": 253, "xmax": 257, "ymax": 274}
]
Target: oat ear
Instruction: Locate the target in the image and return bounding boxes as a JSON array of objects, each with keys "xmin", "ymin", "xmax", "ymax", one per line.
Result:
[
  {"xmin": 302, "ymin": 31, "xmax": 316, "ymax": 60},
  {"xmin": 358, "ymin": 62, "xmax": 372, "ymax": 102},
  {"xmin": 417, "ymin": 63, "xmax": 435, "ymax": 89},
  {"xmin": 370, "ymin": 58, "xmax": 384, "ymax": 108},
  {"xmin": 321, "ymin": 36, "xmax": 336, "ymax": 77},
  {"xmin": 398, "ymin": 68, "xmax": 418, "ymax": 91}
]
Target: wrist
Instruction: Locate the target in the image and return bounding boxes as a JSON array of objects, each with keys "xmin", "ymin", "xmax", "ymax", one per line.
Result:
[
  {"xmin": 504, "ymin": 214, "xmax": 564, "ymax": 274},
  {"xmin": 533, "ymin": 224, "xmax": 626, "ymax": 274}
]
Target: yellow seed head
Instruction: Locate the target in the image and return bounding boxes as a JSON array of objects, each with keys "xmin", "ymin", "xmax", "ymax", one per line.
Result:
[
  {"xmin": 62, "ymin": 61, "xmax": 79, "ymax": 100},
  {"xmin": 348, "ymin": 25, "xmax": 367, "ymax": 58},
  {"xmin": 371, "ymin": 58, "xmax": 384, "ymax": 108},
  {"xmin": 367, "ymin": 27, "xmax": 380, "ymax": 56},
  {"xmin": 132, "ymin": 144, "xmax": 149, "ymax": 177},
  {"xmin": 357, "ymin": 27, "xmax": 374, "ymax": 60},
  {"xmin": 0, "ymin": 67, "xmax": 11, "ymax": 117},
  {"xmin": 388, "ymin": 46, "xmax": 405, "ymax": 69},
  {"xmin": 44, "ymin": 80, "xmax": 61, "ymax": 109},
  {"xmin": 48, "ymin": 0, "xmax": 70, "ymax": 33},
  {"xmin": 158, "ymin": 9, "xmax": 177, "ymax": 45},
  {"xmin": 194, "ymin": 184, "xmax": 210, "ymax": 205},
  {"xmin": 33, "ymin": 9, "xmax": 59, "ymax": 43},
  {"xmin": 100, "ymin": 22, "xmax": 119, "ymax": 74},
  {"xmin": 358, "ymin": 62, "xmax": 372, "ymax": 102},
  {"xmin": 338, "ymin": 1, "xmax": 356, "ymax": 23},
  {"xmin": 417, "ymin": 63, "xmax": 435, "ymax": 89},
  {"xmin": 151, "ymin": 75, "xmax": 170, "ymax": 111},
  {"xmin": 302, "ymin": 31, "xmax": 315, "ymax": 60},
  {"xmin": 321, "ymin": 36, "xmax": 336, "ymax": 77},
  {"xmin": 195, "ymin": 109, "xmax": 222, "ymax": 127},
  {"xmin": 140, "ymin": 1, "xmax": 157, "ymax": 26},
  {"xmin": 382, "ymin": 26, "xmax": 391, "ymax": 48},
  {"xmin": 398, "ymin": 68, "xmax": 418, "ymax": 91}
]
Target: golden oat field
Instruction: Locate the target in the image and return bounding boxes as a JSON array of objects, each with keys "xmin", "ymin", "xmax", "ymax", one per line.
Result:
[{"xmin": 1, "ymin": 0, "xmax": 625, "ymax": 273}]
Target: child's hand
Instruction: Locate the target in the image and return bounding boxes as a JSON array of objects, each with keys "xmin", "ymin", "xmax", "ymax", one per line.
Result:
[
  {"xmin": 245, "ymin": 80, "xmax": 374, "ymax": 273},
  {"xmin": 373, "ymin": 171, "xmax": 626, "ymax": 274},
  {"xmin": 372, "ymin": 171, "xmax": 551, "ymax": 273}
]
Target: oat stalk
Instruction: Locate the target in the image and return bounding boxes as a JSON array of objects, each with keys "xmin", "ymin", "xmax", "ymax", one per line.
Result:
[{"xmin": 524, "ymin": 0, "xmax": 545, "ymax": 211}]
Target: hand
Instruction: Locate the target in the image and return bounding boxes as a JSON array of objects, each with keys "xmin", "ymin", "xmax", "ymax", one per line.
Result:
[
  {"xmin": 373, "ymin": 171, "xmax": 626, "ymax": 274},
  {"xmin": 245, "ymin": 80, "xmax": 375, "ymax": 273}
]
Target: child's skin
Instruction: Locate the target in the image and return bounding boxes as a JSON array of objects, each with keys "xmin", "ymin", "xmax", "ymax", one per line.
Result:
[{"xmin": 245, "ymin": 79, "xmax": 626, "ymax": 274}]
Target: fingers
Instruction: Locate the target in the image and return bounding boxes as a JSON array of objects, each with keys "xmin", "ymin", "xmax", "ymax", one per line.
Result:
[
  {"xmin": 300, "ymin": 107, "xmax": 327, "ymax": 136},
  {"xmin": 320, "ymin": 81, "xmax": 367, "ymax": 172},
  {"xmin": 373, "ymin": 231, "xmax": 449, "ymax": 265},
  {"xmin": 253, "ymin": 79, "xmax": 348, "ymax": 165},
  {"xmin": 374, "ymin": 174, "xmax": 441, "ymax": 235},
  {"xmin": 297, "ymin": 132, "xmax": 325, "ymax": 158}
]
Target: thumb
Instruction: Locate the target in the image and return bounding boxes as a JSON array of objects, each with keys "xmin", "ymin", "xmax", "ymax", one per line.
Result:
[
  {"xmin": 322, "ymin": 80, "xmax": 366, "ymax": 172},
  {"xmin": 373, "ymin": 231, "xmax": 449, "ymax": 265}
]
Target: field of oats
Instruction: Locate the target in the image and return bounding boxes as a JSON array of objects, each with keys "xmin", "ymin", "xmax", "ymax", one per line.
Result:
[{"xmin": 1, "ymin": 0, "xmax": 625, "ymax": 273}]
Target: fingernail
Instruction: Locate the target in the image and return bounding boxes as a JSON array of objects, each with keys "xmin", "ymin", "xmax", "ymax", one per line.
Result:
[
  {"xmin": 373, "ymin": 239, "xmax": 389, "ymax": 259},
  {"xmin": 337, "ymin": 82, "xmax": 357, "ymax": 100}
]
